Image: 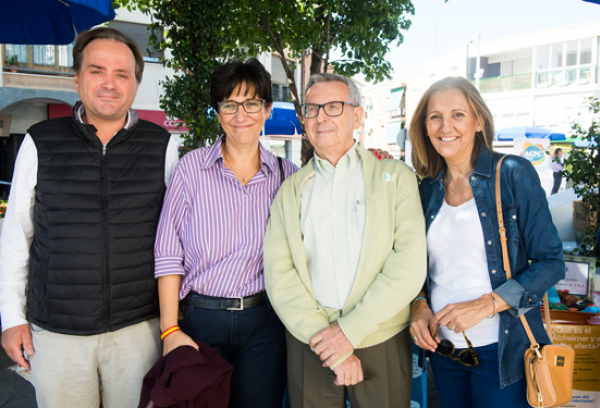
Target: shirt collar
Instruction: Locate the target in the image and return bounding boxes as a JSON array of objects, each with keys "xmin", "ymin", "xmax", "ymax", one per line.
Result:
[
  {"xmin": 313, "ymin": 140, "xmax": 359, "ymax": 175},
  {"xmin": 201, "ymin": 135, "xmax": 278, "ymax": 174},
  {"xmin": 430, "ymin": 147, "xmax": 494, "ymax": 184},
  {"xmin": 74, "ymin": 101, "xmax": 138, "ymax": 129},
  {"xmin": 471, "ymin": 148, "xmax": 494, "ymax": 178}
]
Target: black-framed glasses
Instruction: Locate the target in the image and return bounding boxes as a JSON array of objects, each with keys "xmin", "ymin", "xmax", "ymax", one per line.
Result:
[
  {"xmin": 300, "ymin": 101, "xmax": 358, "ymax": 118},
  {"xmin": 434, "ymin": 326, "xmax": 479, "ymax": 367},
  {"xmin": 218, "ymin": 99, "xmax": 265, "ymax": 114}
]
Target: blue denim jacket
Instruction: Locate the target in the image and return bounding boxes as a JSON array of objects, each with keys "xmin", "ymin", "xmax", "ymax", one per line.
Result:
[{"xmin": 419, "ymin": 148, "xmax": 565, "ymax": 387}]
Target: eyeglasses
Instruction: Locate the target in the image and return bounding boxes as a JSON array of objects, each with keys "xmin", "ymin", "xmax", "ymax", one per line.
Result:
[
  {"xmin": 300, "ymin": 101, "xmax": 358, "ymax": 118},
  {"xmin": 434, "ymin": 326, "xmax": 479, "ymax": 367},
  {"xmin": 218, "ymin": 99, "xmax": 265, "ymax": 114}
]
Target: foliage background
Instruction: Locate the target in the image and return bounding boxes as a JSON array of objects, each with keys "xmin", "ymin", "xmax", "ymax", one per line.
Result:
[{"xmin": 113, "ymin": 0, "xmax": 415, "ymax": 160}]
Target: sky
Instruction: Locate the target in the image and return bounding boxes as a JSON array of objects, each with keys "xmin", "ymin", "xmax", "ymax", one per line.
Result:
[{"xmin": 375, "ymin": 0, "xmax": 600, "ymax": 83}]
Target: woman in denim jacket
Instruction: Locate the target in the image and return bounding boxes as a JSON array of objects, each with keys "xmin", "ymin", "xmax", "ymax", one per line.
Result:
[{"xmin": 408, "ymin": 77, "xmax": 564, "ymax": 408}]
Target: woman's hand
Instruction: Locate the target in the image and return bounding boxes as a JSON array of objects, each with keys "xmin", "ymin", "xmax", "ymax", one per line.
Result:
[
  {"xmin": 367, "ymin": 148, "xmax": 393, "ymax": 160},
  {"xmin": 162, "ymin": 330, "xmax": 199, "ymax": 356},
  {"xmin": 410, "ymin": 300, "xmax": 439, "ymax": 352},
  {"xmin": 432, "ymin": 294, "xmax": 497, "ymax": 334}
]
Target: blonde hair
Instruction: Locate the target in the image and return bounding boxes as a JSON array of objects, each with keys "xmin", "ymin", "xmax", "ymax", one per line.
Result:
[{"xmin": 408, "ymin": 77, "xmax": 494, "ymax": 178}]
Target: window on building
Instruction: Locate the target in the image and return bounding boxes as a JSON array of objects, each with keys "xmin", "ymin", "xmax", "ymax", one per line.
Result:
[
  {"xmin": 536, "ymin": 38, "xmax": 596, "ymax": 88},
  {"xmin": 272, "ymin": 83, "xmax": 292, "ymax": 102},
  {"xmin": 270, "ymin": 55, "xmax": 292, "ymax": 102},
  {"xmin": 108, "ymin": 21, "xmax": 162, "ymax": 63},
  {"xmin": 3, "ymin": 43, "xmax": 74, "ymax": 75}
]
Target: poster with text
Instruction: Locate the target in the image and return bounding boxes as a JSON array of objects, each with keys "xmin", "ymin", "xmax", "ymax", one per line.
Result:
[
  {"xmin": 552, "ymin": 324, "xmax": 600, "ymax": 407},
  {"xmin": 513, "ymin": 138, "xmax": 552, "ymax": 195}
]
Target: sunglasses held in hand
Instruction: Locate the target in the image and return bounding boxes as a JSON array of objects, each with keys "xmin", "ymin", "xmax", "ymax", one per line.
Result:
[{"xmin": 434, "ymin": 325, "xmax": 479, "ymax": 367}]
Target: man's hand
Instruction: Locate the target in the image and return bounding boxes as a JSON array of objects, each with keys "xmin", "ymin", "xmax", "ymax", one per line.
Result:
[
  {"xmin": 1, "ymin": 324, "xmax": 34, "ymax": 369},
  {"xmin": 162, "ymin": 330, "xmax": 199, "ymax": 356},
  {"xmin": 309, "ymin": 322, "xmax": 354, "ymax": 368},
  {"xmin": 332, "ymin": 354, "xmax": 364, "ymax": 386}
]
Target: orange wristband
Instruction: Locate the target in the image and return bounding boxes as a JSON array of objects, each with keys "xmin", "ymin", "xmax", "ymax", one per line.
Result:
[{"xmin": 160, "ymin": 325, "xmax": 181, "ymax": 341}]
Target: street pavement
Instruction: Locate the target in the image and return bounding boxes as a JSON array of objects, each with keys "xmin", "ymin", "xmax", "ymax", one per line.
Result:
[{"xmin": 0, "ymin": 333, "xmax": 37, "ymax": 407}]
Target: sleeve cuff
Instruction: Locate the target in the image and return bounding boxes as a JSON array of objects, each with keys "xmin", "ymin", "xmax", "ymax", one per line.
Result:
[
  {"xmin": 154, "ymin": 257, "xmax": 186, "ymax": 277},
  {"xmin": 494, "ymin": 279, "xmax": 534, "ymax": 317},
  {"xmin": 0, "ymin": 304, "xmax": 28, "ymax": 331}
]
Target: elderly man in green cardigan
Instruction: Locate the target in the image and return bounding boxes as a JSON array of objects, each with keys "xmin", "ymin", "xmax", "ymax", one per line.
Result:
[{"xmin": 264, "ymin": 73, "xmax": 427, "ymax": 408}]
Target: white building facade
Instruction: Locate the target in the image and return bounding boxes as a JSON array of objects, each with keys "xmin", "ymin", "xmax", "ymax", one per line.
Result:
[{"xmin": 362, "ymin": 22, "xmax": 600, "ymax": 156}]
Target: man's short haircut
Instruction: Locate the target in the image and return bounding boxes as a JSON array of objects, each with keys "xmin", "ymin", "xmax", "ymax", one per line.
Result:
[
  {"xmin": 73, "ymin": 27, "xmax": 145, "ymax": 83},
  {"xmin": 305, "ymin": 73, "xmax": 362, "ymax": 106},
  {"xmin": 210, "ymin": 58, "xmax": 273, "ymax": 112}
]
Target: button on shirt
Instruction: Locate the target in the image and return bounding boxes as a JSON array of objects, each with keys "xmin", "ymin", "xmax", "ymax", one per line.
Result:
[
  {"xmin": 154, "ymin": 136, "xmax": 298, "ymax": 299},
  {"xmin": 300, "ymin": 143, "xmax": 366, "ymax": 310}
]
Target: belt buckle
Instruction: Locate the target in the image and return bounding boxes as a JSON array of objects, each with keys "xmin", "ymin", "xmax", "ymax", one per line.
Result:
[{"xmin": 227, "ymin": 297, "xmax": 244, "ymax": 311}]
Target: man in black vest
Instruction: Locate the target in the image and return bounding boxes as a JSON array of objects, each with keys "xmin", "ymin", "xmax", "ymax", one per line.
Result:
[{"xmin": 0, "ymin": 27, "xmax": 178, "ymax": 407}]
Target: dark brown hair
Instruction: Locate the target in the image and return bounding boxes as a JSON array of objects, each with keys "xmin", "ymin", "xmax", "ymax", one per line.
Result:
[
  {"xmin": 210, "ymin": 58, "xmax": 273, "ymax": 111},
  {"xmin": 73, "ymin": 27, "xmax": 144, "ymax": 83},
  {"xmin": 409, "ymin": 76, "xmax": 494, "ymax": 178}
]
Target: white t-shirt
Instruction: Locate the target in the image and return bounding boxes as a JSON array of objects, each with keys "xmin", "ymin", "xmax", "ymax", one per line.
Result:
[{"xmin": 427, "ymin": 198, "xmax": 500, "ymax": 348}]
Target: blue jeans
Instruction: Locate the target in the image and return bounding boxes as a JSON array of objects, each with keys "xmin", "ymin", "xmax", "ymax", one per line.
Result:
[
  {"xmin": 429, "ymin": 343, "xmax": 528, "ymax": 408},
  {"xmin": 179, "ymin": 293, "xmax": 287, "ymax": 408}
]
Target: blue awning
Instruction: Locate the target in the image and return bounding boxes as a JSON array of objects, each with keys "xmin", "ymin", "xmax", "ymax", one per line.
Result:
[
  {"xmin": 494, "ymin": 126, "xmax": 566, "ymax": 141},
  {"xmin": 386, "ymin": 87, "xmax": 405, "ymax": 111},
  {"xmin": 264, "ymin": 102, "xmax": 301, "ymax": 136},
  {"xmin": 0, "ymin": 0, "xmax": 115, "ymax": 45}
]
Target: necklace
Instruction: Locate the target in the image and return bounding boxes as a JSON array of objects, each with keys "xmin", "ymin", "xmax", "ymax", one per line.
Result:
[{"xmin": 445, "ymin": 175, "xmax": 466, "ymax": 198}]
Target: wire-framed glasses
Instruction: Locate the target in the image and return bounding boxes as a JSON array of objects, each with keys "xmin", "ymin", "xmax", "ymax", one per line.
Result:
[
  {"xmin": 435, "ymin": 326, "xmax": 479, "ymax": 367},
  {"xmin": 300, "ymin": 101, "xmax": 358, "ymax": 118},
  {"xmin": 218, "ymin": 99, "xmax": 265, "ymax": 114}
]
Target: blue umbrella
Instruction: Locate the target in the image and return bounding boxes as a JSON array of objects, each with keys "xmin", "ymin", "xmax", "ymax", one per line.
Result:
[
  {"xmin": 0, "ymin": 0, "xmax": 115, "ymax": 45},
  {"xmin": 264, "ymin": 102, "xmax": 301, "ymax": 136},
  {"xmin": 494, "ymin": 126, "xmax": 566, "ymax": 141}
]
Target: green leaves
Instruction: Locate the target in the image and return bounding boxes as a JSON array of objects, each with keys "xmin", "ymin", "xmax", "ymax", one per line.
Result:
[
  {"xmin": 563, "ymin": 97, "xmax": 600, "ymax": 258},
  {"xmin": 113, "ymin": 0, "xmax": 416, "ymax": 158}
]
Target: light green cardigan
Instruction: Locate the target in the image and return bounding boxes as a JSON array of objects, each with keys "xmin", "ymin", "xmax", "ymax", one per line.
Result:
[{"xmin": 264, "ymin": 143, "xmax": 427, "ymax": 348}]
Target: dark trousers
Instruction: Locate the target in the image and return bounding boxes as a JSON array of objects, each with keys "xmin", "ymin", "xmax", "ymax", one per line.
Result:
[
  {"xmin": 551, "ymin": 172, "xmax": 562, "ymax": 194},
  {"xmin": 179, "ymin": 293, "xmax": 287, "ymax": 408},
  {"xmin": 430, "ymin": 343, "xmax": 528, "ymax": 408},
  {"xmin": 286, "ymin": 328, "xmax": 412, "ymax": 408}
]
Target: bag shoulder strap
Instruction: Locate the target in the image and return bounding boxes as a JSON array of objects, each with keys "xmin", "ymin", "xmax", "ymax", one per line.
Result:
[
  {"xmin": 494, "ymin": 156, "xmax": 552, "ymax": 345},
  {"xmin": 277, "ymin": 156, "xmax": 285, "ymax": 185}
]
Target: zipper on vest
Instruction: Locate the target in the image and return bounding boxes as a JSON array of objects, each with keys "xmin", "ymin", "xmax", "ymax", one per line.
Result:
[{"xmin": 100, "ymin": 144, "xmax": 111, "ymax": 331}]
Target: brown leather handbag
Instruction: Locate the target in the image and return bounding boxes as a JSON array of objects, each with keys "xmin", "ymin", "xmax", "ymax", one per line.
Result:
[{"xmin": 495, "ymin": 156, "xmax": 575, "ymax": 408}]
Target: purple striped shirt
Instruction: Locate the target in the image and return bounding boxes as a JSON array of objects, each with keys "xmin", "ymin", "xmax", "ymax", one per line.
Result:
[{"xmin": 154, "ymin": 136, "xmax": 298, "ymax": 299}]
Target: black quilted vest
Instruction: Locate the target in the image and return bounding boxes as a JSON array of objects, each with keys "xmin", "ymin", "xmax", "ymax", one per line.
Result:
[{"xmin": 26, "ymin": 109, "xmax": 170, "ymax": 335}]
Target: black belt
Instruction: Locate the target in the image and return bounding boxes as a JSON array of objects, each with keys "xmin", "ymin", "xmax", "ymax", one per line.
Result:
[{"xmin": 182, "ymin": 292, "xmax": 268, "ymax": 311}]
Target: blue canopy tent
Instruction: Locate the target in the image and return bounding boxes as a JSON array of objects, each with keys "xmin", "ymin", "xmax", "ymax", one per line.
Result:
[
  {"xmin": 0, "ymin": 0, "xmax": 115, "ymax": 45},
  {"xmin": 264, "ymin": 102, "xmax": 301, "ymax": 136},
  {"xmin": 494, "ymin": 126, "xmax": 566, "ymax": 141}
]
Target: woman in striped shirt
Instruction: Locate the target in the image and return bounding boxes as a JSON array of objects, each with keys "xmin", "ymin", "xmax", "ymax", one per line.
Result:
[{"xmin": 154, "ymin": 58, "xmax": 298, "ymax": 408}]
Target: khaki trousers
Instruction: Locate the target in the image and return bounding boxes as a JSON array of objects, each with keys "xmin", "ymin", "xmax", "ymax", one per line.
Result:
[
  {"xmin": 286, "ymin": 328, "xmax": 412, "ymax": 408},
  {"xmin": 29, "ymin": 318, "xmax": 161, "ymax": 408}
]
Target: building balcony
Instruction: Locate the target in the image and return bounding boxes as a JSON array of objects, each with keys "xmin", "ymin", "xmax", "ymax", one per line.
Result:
[
  {"xmin": 2, "ymin": 44, "xmax": 74, "ymax": 77},
  {"xmin": 474, "ymin": 73, "xmax": 532, "ymax": 93}
]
